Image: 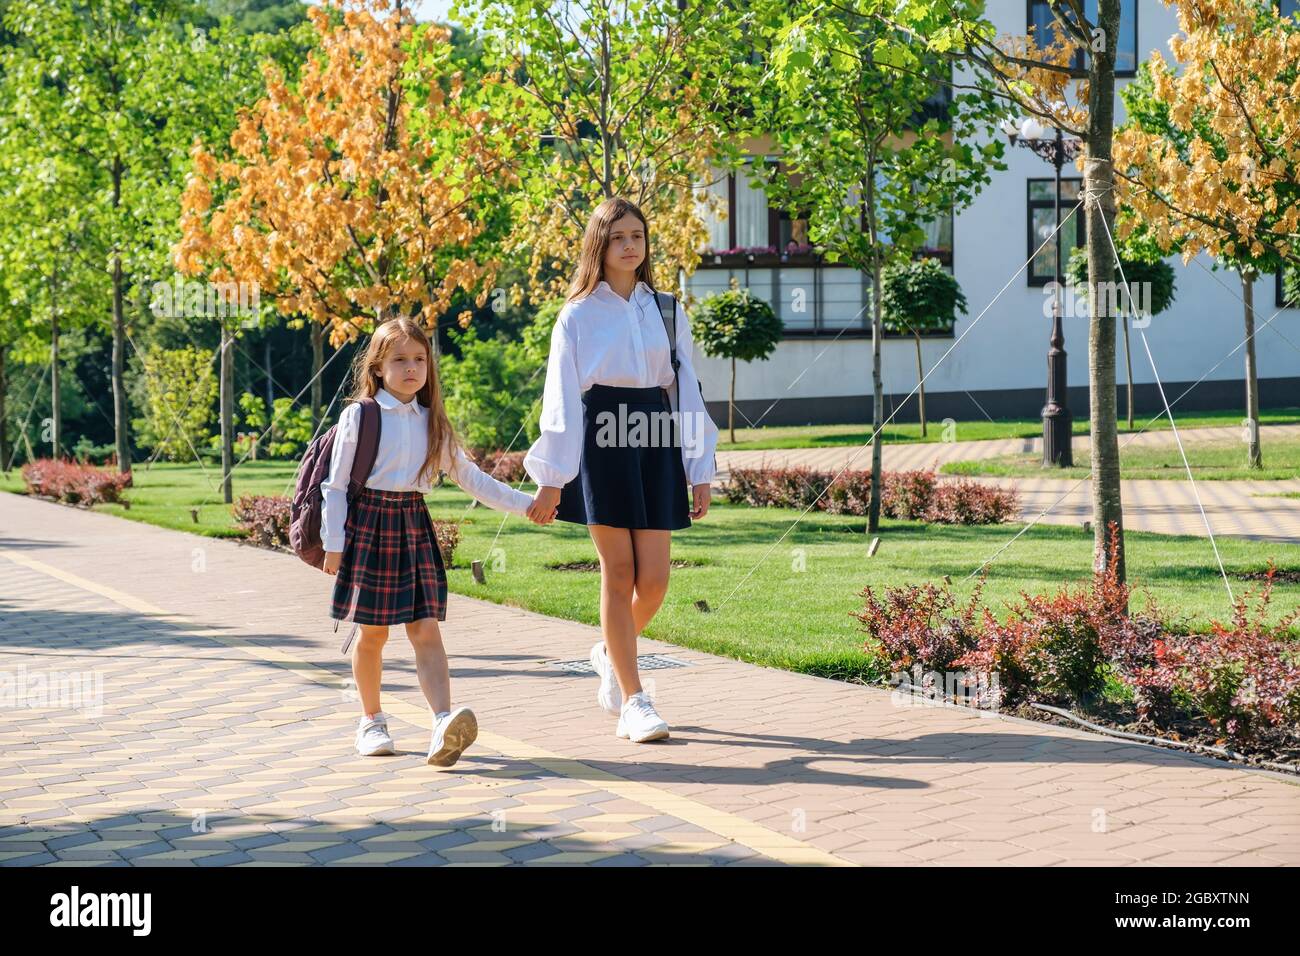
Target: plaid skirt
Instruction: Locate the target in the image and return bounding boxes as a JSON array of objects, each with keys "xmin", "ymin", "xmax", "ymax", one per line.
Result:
[{"xmin": 330, "ymin": 488, "xmax": 448, "ymax": 625}]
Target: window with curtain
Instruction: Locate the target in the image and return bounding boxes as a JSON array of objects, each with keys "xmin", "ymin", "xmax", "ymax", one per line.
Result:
[
  {"xmin": 734, "ymin": 159, "xmax": 771, "ymax": 249},
  {"xmin": 696, "ymin": 165, "xmax": 730, "ymax": 253},
  {"xmin": 1028, "ymin": 178, "xmax": 1085, "ymax": 285}
]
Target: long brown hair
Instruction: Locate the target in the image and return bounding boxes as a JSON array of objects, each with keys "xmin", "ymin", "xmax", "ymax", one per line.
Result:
[
  {"xmin": 566, "ymin": 197, "xmax": 659, "ymax": 304},
  {"xmin": 345, "ymin": 317, "xmax": 461, "ymax": 486}
]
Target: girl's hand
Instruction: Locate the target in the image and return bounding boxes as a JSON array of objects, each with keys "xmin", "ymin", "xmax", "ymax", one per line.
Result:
[
  {"xmin": 527, "ymin": 486, "xmax": 562, "ymax": 525},
  {"xmin": 323, "ymin": 551, "xmax": 343, "ymax": 575},
  {"xmin": 690, "ymin": 482, "xmax": 711, "ymax": 519}
]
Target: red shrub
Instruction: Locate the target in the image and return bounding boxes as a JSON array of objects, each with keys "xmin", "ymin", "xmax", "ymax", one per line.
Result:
[
  {"xmin": 725, "ymin": 464, "xmax": 1016, "ymax": 525},
  {"xmin": 431, "ymin": 518, "xmax": 461, "ymax": 566},
  {"xmin": 924, "ymin": 480, "xmax": 1019, "ymax": 525},
  {"xmin": 233, "ymin": 495, "xmax": 293, "ymax": 550},
  {"xmin": 853, "ymin": 576, "xmax": 985, "ymax": 673},
  {"xmin": 470, "ymin": 449, "xmax": 527, "ymax": 484},
  {"xmin": 21, "ymin": 458, "xmax": 132, "ymax": 505},
  {"xmin": 881, "ymin": 470, "xmax": 936, "ymax": 520},
  {"xmin": 1158, "ymin": 569, "xmax": 1300, "ymax": 743}
]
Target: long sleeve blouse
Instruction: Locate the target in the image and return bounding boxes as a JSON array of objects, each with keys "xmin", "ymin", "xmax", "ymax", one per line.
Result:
[
  {"xmin": 320, "ymin": 386, "xmax": 533, "ymax": 553},
  {"xmin": 523, "ymin": 280, "xmax": 719, "ymax": 489}
]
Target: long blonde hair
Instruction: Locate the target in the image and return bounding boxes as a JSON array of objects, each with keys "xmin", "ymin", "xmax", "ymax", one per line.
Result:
[
  {"xmin": 566, "ymin": 197, "xmax": 659, "ymax": 304},
  {"xmin": 346, "ymin": 317, "xmax": 460, "ymax": 486}
]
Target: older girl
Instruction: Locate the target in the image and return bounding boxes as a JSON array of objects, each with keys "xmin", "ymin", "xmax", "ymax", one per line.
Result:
[{"xmin": 524, "ymin": 197, "xmax": 719, "ymax": 743}]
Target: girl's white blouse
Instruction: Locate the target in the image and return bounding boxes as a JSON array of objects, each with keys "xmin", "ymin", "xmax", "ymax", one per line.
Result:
[
  {"xmin": 523, "ymin": 280, "xmax": 719, "ymax": 489},
  {"xmin": 320, "ymin": 387, "xmax": 533, "ymax": 553}
]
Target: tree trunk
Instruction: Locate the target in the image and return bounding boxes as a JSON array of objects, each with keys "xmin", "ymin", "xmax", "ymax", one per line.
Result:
[
  {"xmin": 865, "ymin": 163, "xmax": 884, "ymax": 533},
  {"xmin": 264, "ymin": 335, "xmax": 274, "ymax": 416},
  {"xmin": 220, "ymin": 323, "xmax": 234, "ymax": 504},
  {"xmin": 111, "ymin": 156, "xmax": 130, "ymax": 475},
  {"xmin": 1085, "ymin": 0, "xmax": 1124, "ymax": 579},
  {"xmin": 1242, "ymin": 270, "xmax": 1262, "ymax": 469},
  {"xmin": 729, "ymin": 355, "xmax": 736, "ymax": 444},
  {"xmin": 112, "ymin": 254, "xmax": 128, "ymax": 473},
  {"xmin": 914, "ymin": 331, "xmax": 927, "ymax": 437},
  {"xmin": 0, "ymin": 343, "xmax": 9, "ymax": 471},
  {"xmin": 310, "ymin": 320, "xmax": 324, "ymax": 435},
  {"xmin": 50, "ymin": 272, "xmax": 62, "ymax": 460},
  {"xmin": 1121, "ymin": 313, "xmax": 1133, "ymax": 430}
]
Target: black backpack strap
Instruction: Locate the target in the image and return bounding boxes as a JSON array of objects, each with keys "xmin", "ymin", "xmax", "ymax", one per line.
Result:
[
  {"xmin": 346, "ymin": 397, "xmax": 382, "ymax": 500},
  {"xmin": 654, "ymin": 291, "xmax": 680, "ymax": 414}
]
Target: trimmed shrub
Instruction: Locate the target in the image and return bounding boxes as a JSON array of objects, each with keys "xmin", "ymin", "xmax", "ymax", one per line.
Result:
[
  {"xmin": 21, "ymin": 459, "xmax": 132, "ymax": 505},
  {"xmin": 233, "ymin": 495, "xmax": 293, "ymax": 550},
  {"xmin": 431, "ymin": 518, "xmax": 461, "ymax": 566},
  {"xmin": 469, "ymin": 449, "xmax": 527, "ymax": 484},
  {"xmin": 881, "ymin": 470, "xmax": 937, "ymax": 520},
  {"xmin": 925, "ymin": 480, "xmax": 1018, "ymax": 525},
  {"xmin": 725, "ymin": 464, "xmax": 1017, "ymax": 525}
]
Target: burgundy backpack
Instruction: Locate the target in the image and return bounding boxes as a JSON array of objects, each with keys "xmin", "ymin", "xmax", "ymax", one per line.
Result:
[{"xmin": 288, "ymin": 397, "xmax": 382, "ymax": 569}]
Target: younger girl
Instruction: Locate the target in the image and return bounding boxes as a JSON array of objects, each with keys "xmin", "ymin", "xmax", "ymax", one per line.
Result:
[
  {"xmin": 523, "ymin": 196, "xmax": 719, "ymax": 743},
  {"xmin": 321, "ymin": 317, "xmax": 540, "ymax": 764}
]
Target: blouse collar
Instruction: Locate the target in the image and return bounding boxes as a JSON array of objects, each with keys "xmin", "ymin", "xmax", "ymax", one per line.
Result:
[
  {"xmin": 595, "ymin": 279, "xmax": 653, "ymax": 303},
  {"xmin": 375, "ymin": 387, "xmax": 422, "ymax": 412}
]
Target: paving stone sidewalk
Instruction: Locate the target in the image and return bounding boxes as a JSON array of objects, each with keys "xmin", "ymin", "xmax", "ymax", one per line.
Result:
[{"xmin": 2, "ymin": 491, "xmax": 1298, "ymax": 867}]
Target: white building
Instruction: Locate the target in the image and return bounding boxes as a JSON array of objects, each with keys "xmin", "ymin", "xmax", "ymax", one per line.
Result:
[{"xmin": 685, "ymin": 0, "xmax": 1300, "ymax": 426}]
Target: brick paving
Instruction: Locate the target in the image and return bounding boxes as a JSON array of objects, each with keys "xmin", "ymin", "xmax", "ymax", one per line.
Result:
[{"xmin": 2, "ymin": 490, "xmax": 1298, "ymax": 866}]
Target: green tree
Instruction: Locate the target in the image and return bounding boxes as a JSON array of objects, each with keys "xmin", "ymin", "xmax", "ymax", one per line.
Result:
[
  {"xmin": 758, "ymin": 0, "xmax": 1004, "ymax": 531},
  {"xmin": 130, "ymin": 345, "xmax": 219, "ymax": 462},
  {"xmin": 692, "ymin": 281, "xmax": 783, "ymax": 444},
  {"xmin": 881, "ymin": 257, "xmax": 968, "ymax": 436},
  {"xmin": 449, "ymin": 0, "xmax": 749, "ymax": 302},
  {"xmin": 1064, "ymin": 243, "xmax": 1176, "ymax": 430},
  {"xmin": 3, "ymin": 0, "xmax": 276, "ymax": 479},
  {"xmin": 1115, "ymin": 9, "xmax": 1300, "ymax": 470},
  {"xmin": 439, "ymin": 301, "xmax": 556, "ymax": 454}
]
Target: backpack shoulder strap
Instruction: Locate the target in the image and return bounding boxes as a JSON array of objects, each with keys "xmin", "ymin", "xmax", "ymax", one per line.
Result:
[
  {"xmin": 347, "ymin": 397, "xmax": 382, "ymax": 498},
  {"xmin": 654, "ymin": 291, "xmax": 679, "ymax": 376}
]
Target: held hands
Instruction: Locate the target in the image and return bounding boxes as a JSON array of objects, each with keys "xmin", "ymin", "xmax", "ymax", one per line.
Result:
[
  {"xmin": 690, "ymin": 482, "xmax": 711, "ymax": 520},
  {"xmin": 323, "ymin": 551, "xmax": 342, "ymax": 575},
  {"xmin": 526, "ymin": 485, "xmax": 562, "ymax": 525}
]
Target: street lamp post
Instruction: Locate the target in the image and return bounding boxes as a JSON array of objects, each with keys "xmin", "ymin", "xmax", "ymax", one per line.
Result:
[{"xmin": 1003, "ymin": 117, "xmax": 1082, "ymax": 468}]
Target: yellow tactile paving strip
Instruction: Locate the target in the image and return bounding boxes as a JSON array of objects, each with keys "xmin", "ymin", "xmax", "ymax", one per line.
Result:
[{"xmin": 0, "ymin": 547, "xmax": 848, "ymax": 866}]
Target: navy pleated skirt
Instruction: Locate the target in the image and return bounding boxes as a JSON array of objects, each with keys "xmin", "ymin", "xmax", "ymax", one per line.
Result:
[{"xmin": 555, "ymin": 384, "xmax": 692, "ymax": 530}]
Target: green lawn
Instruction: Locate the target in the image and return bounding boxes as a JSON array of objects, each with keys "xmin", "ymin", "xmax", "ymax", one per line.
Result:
[
  {"xmin": 717, "ymin": 407, "xmax": 1300, "ymax": 451},
  {"xmin": 942, "ymin": 434, "xmax": 1300, "ymax": 481},
  {"xmin": 6, "ymin": 461, "xmax": 1297, "ymax": 681}
]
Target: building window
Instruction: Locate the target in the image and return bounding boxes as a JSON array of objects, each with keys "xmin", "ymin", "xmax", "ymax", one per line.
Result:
[
  {"xmin": 1278, "ymin": 263, "xmax": 1300, "ymax": 309},
  {"xmin": 1028, "ymin": 178, "xmax": 1085, "ymax": 286},
  {"xmin": 1028, "ymin": 0, "xmax": 1138, "ymax": 77},
  {"xmin": 733, "ymin": 158, "xmax": 772, "ymax": 250}
]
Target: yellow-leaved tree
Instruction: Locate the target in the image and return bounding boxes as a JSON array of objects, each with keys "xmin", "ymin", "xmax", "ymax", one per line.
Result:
[
  {"xmin": 1114, "ymin": 0, "xmax": 1300, "ymax": 469},
  {"xmin": 175, "ymin": 0, "xmax": 526, "ymax": 499}
]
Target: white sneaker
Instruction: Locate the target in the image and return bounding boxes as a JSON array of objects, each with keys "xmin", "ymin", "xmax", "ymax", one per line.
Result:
[
  {"xmin": 427, "ymin": 706, "xmax": 478, "ymax": 767},
  {"xmin": 616, "ymin": 691, "xmax": 670, "ymax": 742},
  {"xmin": 355, "ymin": 712, "xmax": 395, "ymax": 756},
  {"xmin": 590, "ymin": 641, "xmax": 621, "ymax": 715}
]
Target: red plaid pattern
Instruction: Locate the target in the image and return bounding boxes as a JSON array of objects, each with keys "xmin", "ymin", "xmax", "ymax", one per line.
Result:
[{"xmin": 330, "ymin": 488, "xmax": 447, "ymax": 625}]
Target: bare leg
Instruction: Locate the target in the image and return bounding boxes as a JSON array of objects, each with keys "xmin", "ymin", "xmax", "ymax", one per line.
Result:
[
  {"xmin": 588, "ymin": 524, "xmax": 642, "ymax": 697},
  {"xmin": 352, "ymin": 624, "xmax": 389, "ymax": 716},
  {"xmin": 404, "ymin": 618, "xmax": 451, "ymax": 714},
  {"xmin": 630, "ymin": 529, "xmax": 671, "ymax": 634}
]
